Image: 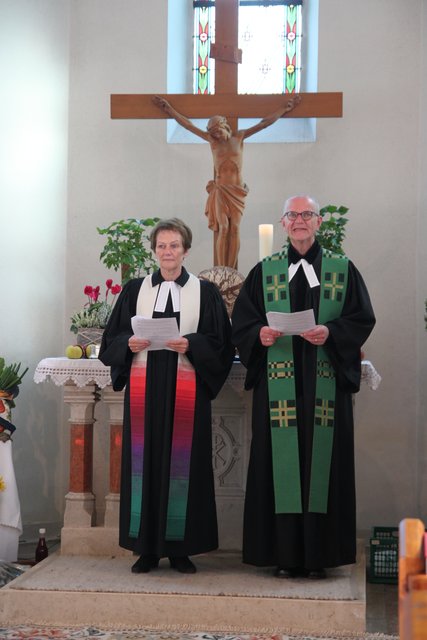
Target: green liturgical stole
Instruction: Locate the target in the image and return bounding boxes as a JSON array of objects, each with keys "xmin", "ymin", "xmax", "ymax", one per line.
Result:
[{"xmin": 262, "ymin": 247, "xmax": 348, "ymax": 514}]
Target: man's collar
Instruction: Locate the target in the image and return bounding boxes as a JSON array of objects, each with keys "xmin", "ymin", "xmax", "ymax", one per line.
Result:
[{"xmin": 288, "ymin": 239, "xmax": 320, "ymax": 264}]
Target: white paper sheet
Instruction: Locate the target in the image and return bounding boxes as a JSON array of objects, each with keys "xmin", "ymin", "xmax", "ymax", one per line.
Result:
[
  {"xmin": 131, "ymin": 316, "xmax": 180, "ymax": 351},
  {"xmin": 266, "ymin": 309, "xmax": 316, "ymax": 335}
]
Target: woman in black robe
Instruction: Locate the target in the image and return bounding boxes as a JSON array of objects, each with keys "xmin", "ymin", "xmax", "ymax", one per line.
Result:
[
  {"xmin": 231, "ymin": 196, "xmax": 376, "ymax": 578},
  {"xmin": 99, "ymin": 218, "xmax": 234, "ymax": 574}
]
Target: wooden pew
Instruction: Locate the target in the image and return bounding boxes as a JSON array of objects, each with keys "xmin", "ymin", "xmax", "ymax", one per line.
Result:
[{"xmin": 399, "ymin": 518, "xmax": 427, "ymax": 639}]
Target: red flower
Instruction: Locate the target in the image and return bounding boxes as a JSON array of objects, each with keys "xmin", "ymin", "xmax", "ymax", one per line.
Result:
[
  {"xmin": 84, "ymin": 285, "xmax": 93, "ymax": 296},
  {"xmin": 106, "ymin": 279, "xmax": 113, "ymax": 289},
  {"xmin": 111, "ymin": 284, "xmax": 122, "ymax": 295}
]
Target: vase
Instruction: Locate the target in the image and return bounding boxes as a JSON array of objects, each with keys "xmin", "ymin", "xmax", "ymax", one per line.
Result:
[{"xmin": 76, "ymin": 327, "xmax": 104, "ymax": 348}]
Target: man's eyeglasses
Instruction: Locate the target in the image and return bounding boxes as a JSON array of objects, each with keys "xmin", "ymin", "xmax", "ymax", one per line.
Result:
[{"xmin": 282, "ymin": 211, "xmax": 319, "ymax": 221}]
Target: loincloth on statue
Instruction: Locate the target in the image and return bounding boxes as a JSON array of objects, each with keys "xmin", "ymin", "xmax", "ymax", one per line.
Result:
[{"xmin": 205, "ymin": 180, "xmax": 249, "ymax": 231}]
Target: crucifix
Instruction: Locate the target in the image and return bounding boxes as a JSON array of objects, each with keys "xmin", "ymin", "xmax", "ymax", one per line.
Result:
[{"xmin": 111, "ymin": 0, "xmax": 342, "ymax": 269}]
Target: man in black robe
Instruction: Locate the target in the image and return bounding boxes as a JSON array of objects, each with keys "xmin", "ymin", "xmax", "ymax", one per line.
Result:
[
  {"xmin": 99, "ymin": 218, "xmax": 234, "ymax": 574},
  {"xmin": 231, "ymin": 195, "xmax": 375, "ymax": 578}
]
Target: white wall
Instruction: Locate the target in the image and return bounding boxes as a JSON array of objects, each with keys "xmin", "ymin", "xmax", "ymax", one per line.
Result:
[
  {"xmin": 0, "ymin": 0, "xmax": 70, "ymax": 538},
  {"xmin": 2, "ymin": 0, "xmax": 427, "ymax": 539}
]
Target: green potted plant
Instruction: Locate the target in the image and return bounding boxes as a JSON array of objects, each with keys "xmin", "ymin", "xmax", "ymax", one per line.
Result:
[
  {"xmin": 97, "ymin": 217, "xmax": 159, "ymax": 284},
  {"xmin": 316, "ymin": 204, "xmax": 349, "ymax": 254}
]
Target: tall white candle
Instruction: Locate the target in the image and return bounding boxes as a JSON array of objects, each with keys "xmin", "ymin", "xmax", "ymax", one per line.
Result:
[{"xmin": 259, "ymin": 224, "xmax": 274, "ymax": 260}]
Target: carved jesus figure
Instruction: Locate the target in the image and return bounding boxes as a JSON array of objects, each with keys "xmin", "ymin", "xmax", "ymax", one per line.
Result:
[{"xmin": 153, "ymin": 95, "xmax": 301, "ymax": 269}]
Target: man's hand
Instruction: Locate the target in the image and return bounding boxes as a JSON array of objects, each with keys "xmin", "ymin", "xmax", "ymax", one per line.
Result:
[
  {"xmin": 153, "ymin": 95, "xmax": 173, "ymax": 115},
  {"xmin": 284, "ymin": 95, "xmax": 301, "ymax": 114},
  {"xmin": 301, "ymin": 325, "xmax": 329, "ymax": 346},
  {"xmin": 259, "ymin": 326, "xmax": 283, "ymax": 347}
]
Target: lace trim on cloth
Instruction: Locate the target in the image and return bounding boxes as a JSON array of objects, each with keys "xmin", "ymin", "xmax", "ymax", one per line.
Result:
[
  {"xmin": 33, "ymin": 357, "xmax": 112, "ymax": 389},
  {"xmin": 33, "ymin": 358, "xmax": 381, "ymax": 392},
  {"xmin": 361, "ymin": 360, "xmax": 381, "ymax": 391}
]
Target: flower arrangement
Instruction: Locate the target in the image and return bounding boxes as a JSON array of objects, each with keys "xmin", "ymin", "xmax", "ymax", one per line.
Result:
[{"xmin": 70, "ymin": 279, "xmax": 122, "ymax": 334}]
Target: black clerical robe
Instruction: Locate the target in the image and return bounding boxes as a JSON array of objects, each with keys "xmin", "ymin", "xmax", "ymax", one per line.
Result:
[
  {"xmin": 231, "ymin": 241, "xmax": 376, "ymax": 570},
  {"xmin": 99, "ymin": 268, "xmax": 234, "ymax": 557}
]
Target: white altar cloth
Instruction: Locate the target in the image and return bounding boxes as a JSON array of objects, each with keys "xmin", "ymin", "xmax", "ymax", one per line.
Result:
[
  {"xmin": 34, "ymin": 356, "xmax": 381, "ymax": 390},
  {"xmin": 34, "ymin": 357, "xmax": 112, "ymax": 389}
]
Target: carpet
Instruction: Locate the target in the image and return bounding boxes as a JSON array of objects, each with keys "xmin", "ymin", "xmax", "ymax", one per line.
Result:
[
  {"xmin": 0, "ymin": 627, "xmax": 398, "ymax": 640},
  {"xmin": 10, "ymin": 553, "xmax": 361, "ymax": 600}
]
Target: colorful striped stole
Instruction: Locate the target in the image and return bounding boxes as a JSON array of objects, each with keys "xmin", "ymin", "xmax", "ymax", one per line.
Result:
[
  {"xmin": 262, "ymin": 247, "xmax": 348, "ymax": 514},
  {"xmin": 129, "ymin": 274, "xmax": 200, "ymax": 540}
]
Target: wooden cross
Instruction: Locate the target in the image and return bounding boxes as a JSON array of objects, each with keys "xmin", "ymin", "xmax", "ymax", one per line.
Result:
[
  {"xmin": 110, "ymin": 0, "xmax": 342, "ymax": 267},
  {"xmin": 111, "ymin": 0, "xmax": 342, "ymax": 123}
]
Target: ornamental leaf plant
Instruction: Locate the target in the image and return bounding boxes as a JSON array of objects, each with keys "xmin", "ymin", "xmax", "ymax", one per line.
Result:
[
  {"xmin": 70, "ymin": 279, "xmax": 122, "ymax": 334},
  {"xmin": 316, "ymin": 205, "xmax": 350, "ymax": 255},
  {"xmin": 97, "ymin": 217, "xmax": 160, "ymax": 284},
  {"xmin": 0, "ymin": 358, "xmax": 28, "ymax": 393},
  {"xmin": 0, "ymin": 357, "xmax": 28, "ymax": 413}
]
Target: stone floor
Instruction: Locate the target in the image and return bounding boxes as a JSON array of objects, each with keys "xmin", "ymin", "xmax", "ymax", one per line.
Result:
[{"xmin": 366, "ymin": 580, "xmax": 398, "ymax": 636}]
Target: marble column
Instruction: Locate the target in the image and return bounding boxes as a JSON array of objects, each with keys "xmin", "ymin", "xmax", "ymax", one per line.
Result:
[
  {"xmin": 102, "ymin": 386, "xmax": 125, "ymax": 527},
  {"xmin": 62, "ymin": 382, "xmax": 98, "ymax": 527}
]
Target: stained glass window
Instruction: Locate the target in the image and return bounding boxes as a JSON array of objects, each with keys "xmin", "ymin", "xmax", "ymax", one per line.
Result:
[{"xmin": 193, "ymin": 1, "xmax": 303, "ymax": 95}]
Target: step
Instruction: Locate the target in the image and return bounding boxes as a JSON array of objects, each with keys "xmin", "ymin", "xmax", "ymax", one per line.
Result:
[{"xmin": 0, "ymin": 549, "xmax": 366, "ymax": 635}]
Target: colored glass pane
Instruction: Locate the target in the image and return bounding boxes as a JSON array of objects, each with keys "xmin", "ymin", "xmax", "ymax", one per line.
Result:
[
  {"xmin": 193, "ymin": 5, "xmax": 215, "ymax": 94},
  {"xmin": 192, "ymin": 1, "xmax": 302, "ymax": 95}
]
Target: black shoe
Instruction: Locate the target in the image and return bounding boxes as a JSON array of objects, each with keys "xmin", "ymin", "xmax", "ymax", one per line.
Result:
[
  {"xmin": 169, "ymin": 556, "xmax": 197, "ymax": 574},
  {"xmin": 274, "ymin": 566, "xmax": 308, "ymax": 579},
  {"xmin": 307, "ymin": 568, "xmax": 327, "ymax": 579},
  {"xmin": 274, "ymin": 566, "xmax": 296, "ymax": 578},
  {"xmin": 131, "ymin": 555, "xmax": 159, "ymax": 574}
]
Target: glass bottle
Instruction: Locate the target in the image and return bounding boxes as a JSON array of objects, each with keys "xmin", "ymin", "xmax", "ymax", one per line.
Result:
[{"xmin": 35, "ymin": 528, "xmax": 48, "ymax": 563}]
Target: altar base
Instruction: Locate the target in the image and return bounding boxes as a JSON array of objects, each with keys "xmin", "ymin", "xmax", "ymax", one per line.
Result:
[{"xmin": 0, "ymin": 546, "xmax": 366, "ymax": 635}]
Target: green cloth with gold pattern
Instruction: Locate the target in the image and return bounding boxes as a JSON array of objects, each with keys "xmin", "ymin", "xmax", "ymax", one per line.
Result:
[{"xmin": 262, "ymin": 246, "xmax": 348, "ymax": 514}]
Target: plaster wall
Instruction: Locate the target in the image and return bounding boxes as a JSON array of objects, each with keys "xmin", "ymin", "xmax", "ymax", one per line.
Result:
[{"xmin": 0, "ymin": 0, "xmax": 70, "ymax": 539}]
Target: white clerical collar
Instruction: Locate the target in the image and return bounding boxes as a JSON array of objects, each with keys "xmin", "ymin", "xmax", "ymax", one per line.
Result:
[
  {"xmin": 154, "ymin": 280, "xmax": 181, "ymax": 312},
  {"xmin": 288, "ymin": 259, "xmax": 320, "ymax": 288}
]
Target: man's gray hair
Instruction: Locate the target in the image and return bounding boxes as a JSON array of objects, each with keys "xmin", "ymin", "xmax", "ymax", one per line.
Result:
[{"xmin": 282, "ymin": 195, "xmax": 320, "ymax": 216}]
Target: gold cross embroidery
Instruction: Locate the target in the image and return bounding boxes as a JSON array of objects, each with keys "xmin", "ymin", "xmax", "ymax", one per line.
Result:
[
  {"xmin": 315, "ymin": 399, "xmax": 334, "ymax": 427},
  {"xmin": 266, "ymin": 274, "xmax": 287, "ymax": 302},
  {"xmin": 270, "ymin": 400, "xmax": 297, "ymax": 428},
  {"xmin": 324, "ymin": 272, "xmax": 344, "ymax": 301}
]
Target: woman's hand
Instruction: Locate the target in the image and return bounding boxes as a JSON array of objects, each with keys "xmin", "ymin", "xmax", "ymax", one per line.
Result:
[
  {"xmin": 166, "ymin": 337, "xmax": 189, "ymax": 354},
  {"xmin": 301, "ymin": 325, "xmax": 329, "ymax": 346},
  {"xmin": 128, "ymin": 336, "xmax": 151, "ymax": 353},
  {"xmin": 259, "ymin": 326, "xmax": 283, "ymax": 347}
]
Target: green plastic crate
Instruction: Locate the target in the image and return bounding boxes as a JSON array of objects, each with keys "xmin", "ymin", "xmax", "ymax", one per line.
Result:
[{"xmin": 368, "ymin": 526, "xmax": 399, "ymax": 584}]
